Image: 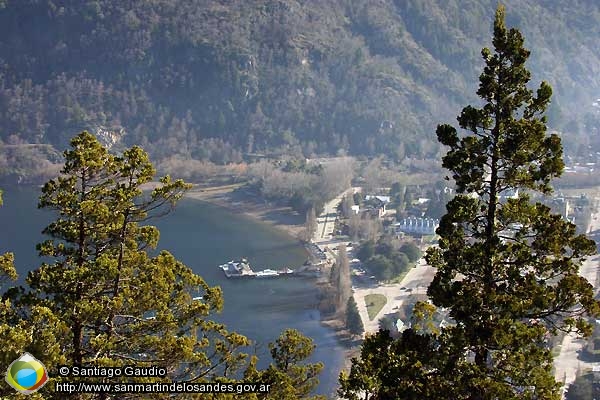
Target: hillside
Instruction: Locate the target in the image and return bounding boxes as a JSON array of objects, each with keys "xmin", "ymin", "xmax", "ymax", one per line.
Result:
[{"xmin": 0, "ymin": 0, "xmax": 599, "ymax": 182}]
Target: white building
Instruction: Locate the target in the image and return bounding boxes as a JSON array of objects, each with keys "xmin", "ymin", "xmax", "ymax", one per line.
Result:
[{"xmin": 395, "ymin": 217, "xmax": 440, "ymax": 235}]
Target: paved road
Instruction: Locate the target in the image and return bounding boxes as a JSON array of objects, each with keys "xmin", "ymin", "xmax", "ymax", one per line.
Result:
[
  {"xmin": 352, "ymin": 258, "xmax": 436, "ymax": 335},
  {"xmin": 554, "ymin": 332, "xmax": 592, "ymax": 389},
  {"xmin": 314, "ymin": 188, "xmax": 354, "ymax": 242},
  {"xmin": 309, "ymin": 186, "xmax": 437, "ymax": 337},
  {"xmin": 554, "ymin": 206, "xmax": 600, "ymax": 395}
]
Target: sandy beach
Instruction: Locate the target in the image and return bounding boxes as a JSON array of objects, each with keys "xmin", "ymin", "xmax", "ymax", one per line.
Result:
[{"xmin": 179, "ymin": 183, "xmax": 307, "ymax": 240}]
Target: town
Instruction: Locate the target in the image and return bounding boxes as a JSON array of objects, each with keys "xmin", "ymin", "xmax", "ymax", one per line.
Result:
[{"xmin": 293, "ymin": 161, "xmax": 600, "ymax": 398}]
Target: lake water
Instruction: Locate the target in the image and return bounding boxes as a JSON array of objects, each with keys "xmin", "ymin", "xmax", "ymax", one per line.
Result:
[{"xmin": 0, "ymin": 186, "xmax": 345, "ymax": 397}]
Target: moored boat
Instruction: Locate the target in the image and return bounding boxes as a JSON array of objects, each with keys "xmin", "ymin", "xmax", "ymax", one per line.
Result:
[
  {"xmin": 219, "ymin": 259, "xmax": 255, "ymax": 278},
  {"xmin": 277, "ymin": 267, "xmax": 294, "ymax": 275},
  {"xmin": 255, "ymin": 268, "xmax": 279, "ymax": 278}
]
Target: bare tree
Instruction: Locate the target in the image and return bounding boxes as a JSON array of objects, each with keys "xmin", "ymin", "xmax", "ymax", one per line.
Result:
[
  {"xmin": 299, "ymin": 206, "xmax": 317, "ymax": 243},
  {"xmin": 330, "ymin": 245, "xmax": 352, "ymax": 315},
  {"xmin": 319, "ymin": 158, "xmax": 354, "ymax": 200}
]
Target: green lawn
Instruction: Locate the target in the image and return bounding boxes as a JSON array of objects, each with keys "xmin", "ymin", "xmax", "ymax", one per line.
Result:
[{"xmin": 365, "ymin": 294, "xmax": 387, "ymax": 321}]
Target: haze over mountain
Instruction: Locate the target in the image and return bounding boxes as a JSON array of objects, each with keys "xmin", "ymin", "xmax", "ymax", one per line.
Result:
[{"xmin": 0, "ymin": 0, "xmax": 599, "ymax": 182}]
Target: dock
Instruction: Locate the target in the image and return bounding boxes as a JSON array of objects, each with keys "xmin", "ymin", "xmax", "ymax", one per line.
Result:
[{"xmin": 218, "ymin": 259, "xmax": 321, "ymax": 279}]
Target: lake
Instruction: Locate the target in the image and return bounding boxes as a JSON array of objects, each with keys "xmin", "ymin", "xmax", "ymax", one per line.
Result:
[{"xmin": 0, "ymin": 186, "xmax": 345, "ymax": 397}]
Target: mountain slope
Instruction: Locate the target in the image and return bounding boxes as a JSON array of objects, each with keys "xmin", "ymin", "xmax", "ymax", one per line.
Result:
[{"xmin": 0, "ymin": 0, "xmax": 598, "ymax": 174}]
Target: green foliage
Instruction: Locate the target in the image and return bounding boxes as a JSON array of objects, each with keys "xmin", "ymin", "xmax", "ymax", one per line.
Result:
[
  {"xmin": 0, "ymin": 0, "xmax": 598, "ymax": 179},
  {"xmin": 365, "ymin": 255, "xmax": 394, "ymax": 282},
  {"xmin": 360, "ymin": 238, "xmax": 413, "ymax": 282},
  {"xmin": 5, "ymin": 132, "xmax": 253, "ymax": 397},
  {"xmin": 0, "ymin": 133, "xmax": 326, "ymax": 399},
  {"xmin": 399, "ymin": 241, "xmax": 421, "ymax": 263},
  {"xmin": 341, "ymin": 6, "xmax": 599, "ymax": 399},
  {"xmin": 424, "ymin": 186, "xmax": 453, "ymax": 219},
  {"xmin": 346, "ymin": 297, "xmax": 364, "ymax": 336},
  {"xmin": 356, "ymin": 240, "xmax": 374, "ymax": 262},
  {"xmin": 0, "ymin": 189, "xmax": 15, "ymax": 282},
  {"xmin": 409, "ymin": 301, "xmax": 439, "ymax": 335},
  {"xmin": 0, "ymin": 187, "xmax": 19, "ymax": 369},
  {"xmin": 245, "ymin": 329, "xmax": 325, "ymax": 400},
  {"xmin": 338, "ymin": 329, "xmax": 452, "ymax": 400},
  {"xmin": 0, "ymin": 188, "xmax": 66, "ymax": 399},
  {"xmin": 424, "ymin": 6, "xmax": 598, "ymax": 397},
  {"xmin": 389, "ymin": 182, "xmax": 408, "ymax": 211}
]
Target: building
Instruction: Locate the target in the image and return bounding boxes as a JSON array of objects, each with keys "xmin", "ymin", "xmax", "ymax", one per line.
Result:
[
  {"xmin": 395, "ymin": 217, "xmax": 440, "ymax": 235},
  {"xmin": 364, "ymin": 195, "xmax": 390, "ymax": 217}
]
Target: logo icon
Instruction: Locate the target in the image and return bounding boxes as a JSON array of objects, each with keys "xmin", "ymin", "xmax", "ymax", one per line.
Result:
[{"xmin": 5, "ymin": 353, "xmax": 49, "ymax": 394}]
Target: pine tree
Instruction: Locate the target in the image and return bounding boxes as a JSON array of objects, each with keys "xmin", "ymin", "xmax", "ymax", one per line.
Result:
[
  {"xmin": 0, "ymin": 188, "xmax": 21, "ymax": 368},
  {"xmin": 17, "ymin": 132, "xmax": 251, "ymax": 398},
  {"xmin": 346, "ymin": 297, "xmax": 364, "ymax": 336},
  {"xmin": 0, "ymin": 190, "xmax": 64, "ymax": 399},
  {"xmin": 340, "ymin": 7, "xmax": 599, "ymax": 399},
  {"xmin": 244, "ymin": 329, "xmax": 324, "ymax": 400},
  {"xmin": 425, "ymin": 6, "xmax": 598, "ymax": 397}
]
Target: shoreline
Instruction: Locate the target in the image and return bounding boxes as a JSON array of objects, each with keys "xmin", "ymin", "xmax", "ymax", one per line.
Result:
[
  {"xmin": 184, "ymin": 183, "xmax": 360, "ymax": 375},
  {"xmin": 183, "ymin": 183, "xmax": 306, "ymax": 241}
]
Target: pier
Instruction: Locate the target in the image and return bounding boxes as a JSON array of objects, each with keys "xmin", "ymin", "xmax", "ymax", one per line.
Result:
[{"xmin": 218, "ymin": 259, "xmax": 321, "ymax": 279}]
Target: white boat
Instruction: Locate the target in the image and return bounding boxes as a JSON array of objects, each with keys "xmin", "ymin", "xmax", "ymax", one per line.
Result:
[
  {"xmin": 255, "ymin": 269, "xmax": 279, "ymax": 278},
  {"xmin": 219, "ymin": 259, "xmax": 255, "ymax": 278},
  {"xmin": 277, "ymin": 267, "xmax": 294, "ymax": 275}
]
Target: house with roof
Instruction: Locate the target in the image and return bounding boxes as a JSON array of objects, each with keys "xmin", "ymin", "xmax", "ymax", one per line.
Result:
[{"xmin": 364, "ymin": 195, "xmax": 391, "ymax": 218}]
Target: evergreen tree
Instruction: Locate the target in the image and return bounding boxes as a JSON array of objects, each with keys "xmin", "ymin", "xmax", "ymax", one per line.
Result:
[
  {"xmin": 243, "ymin": 329, "xmax": 325, "ymax": 400},
  {"xmin": 0, "ymin": 190, "xmax": 64, "ymax": 399},
  {"xmin": 409, "ymin": 301, "xmax": 439, "ymax": 336},
  {"xmin": 356, "ymin": 240, "xmax": 374, "ymax": 262},
  {"xmin": 328, "ymin": 245, "xmax": 352, "ymax": 315},
  {"xmin": 0, "ymin": 188, "xmax": 21, "ymax": 370},
  {"xmin": 426, "ymin": 6, "xmax": 598, "ymax": 397},
  {"xmin": 340, "ymin": 7, "xmax": 599, "ymax": 399},
  {"xmin": 339, "ymin": 329, "xmax": 450, "ymax": 400},
  {"xmin": 346, "ymin": 297, "xmax": 364, "ymax": 336},
  {"xmin": 341, "ymin": 194, "xmax": 355, "ymax": 218},
  {"xmin": 14, "ymin": 132, "xmax": 251, "ymax": 398}
]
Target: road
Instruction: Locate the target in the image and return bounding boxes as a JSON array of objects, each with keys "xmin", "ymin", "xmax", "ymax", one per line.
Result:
[
  {"xmin": 309, "ymin": 187, "xmax": 437, "ymax": 336},
  {"xmin": 314, "ymin": 188, "xmax": 354, "ymax": 243},
  {"xmin": 554, "ymin": 206, "xmax": 600, "ymax": 395},
  {"xmin": 318, "ymin": 188, "xmax": 600, "ymax": 397},
  {"xmin": 351, "ymin": 257, "xmax": 436, "ymax": 335}
]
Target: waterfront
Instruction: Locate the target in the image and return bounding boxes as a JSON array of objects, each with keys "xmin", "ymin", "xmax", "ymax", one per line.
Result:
[{"xmin": 0, "ymin": 186, "xmax": 346, "ymax": 397}]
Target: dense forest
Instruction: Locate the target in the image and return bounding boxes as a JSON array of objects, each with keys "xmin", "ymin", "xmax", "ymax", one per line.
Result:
[{"xmin": 1, "ymin": 0, "xmax": 599, "ymax": 183}]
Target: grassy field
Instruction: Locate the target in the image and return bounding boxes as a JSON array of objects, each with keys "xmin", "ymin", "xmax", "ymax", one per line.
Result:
[{"xmin": 365, "ymin": 294, "xmax": 387, "ymax": 321}]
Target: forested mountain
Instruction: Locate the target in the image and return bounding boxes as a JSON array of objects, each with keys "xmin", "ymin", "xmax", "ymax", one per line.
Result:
[{"xmin": 1, "ymin": 0, "xmax": 599, "ymax": 181}]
